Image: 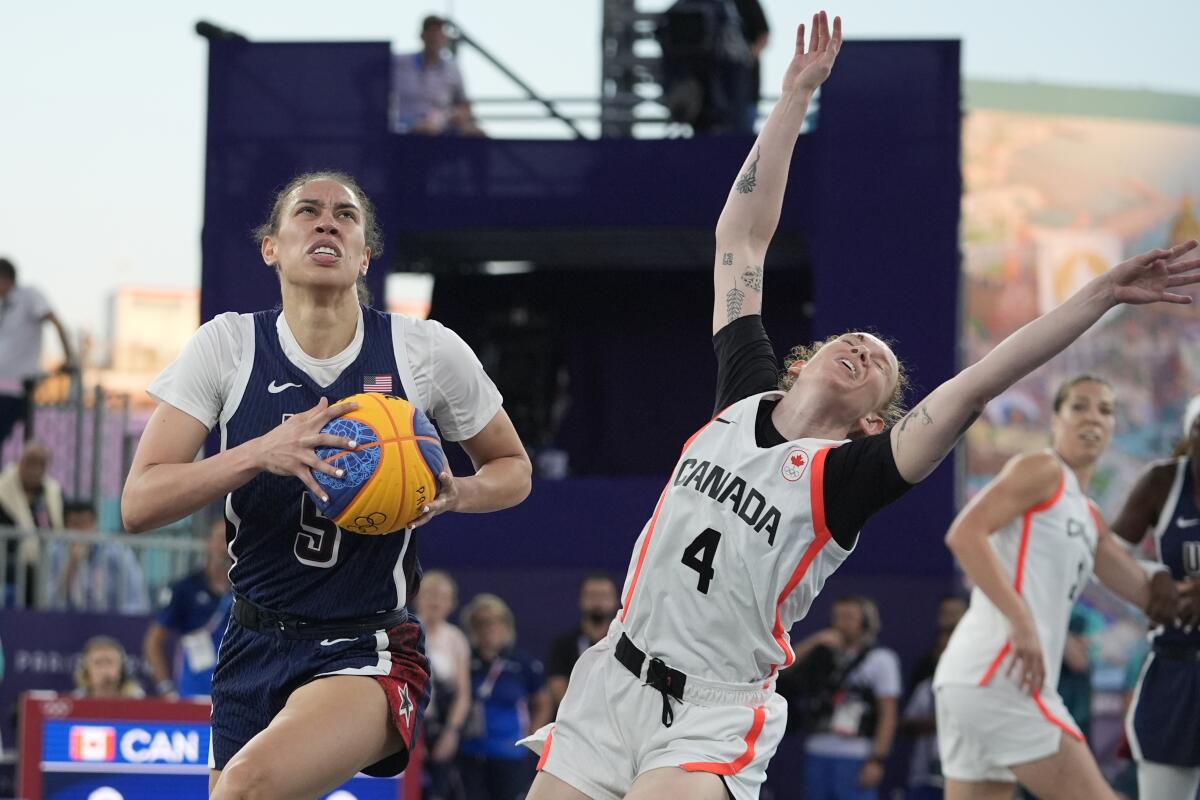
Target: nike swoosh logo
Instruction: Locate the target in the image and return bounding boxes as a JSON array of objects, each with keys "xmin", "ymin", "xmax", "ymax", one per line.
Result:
[
  {"xmin": 319, "ymin": 637, "xmax": 356, "ymax": 646},
  {"xmin": 715, "ymin": 418, "xmax": 734, "ymax": 425},
  {"xmin": 268, "ymin": 381, "xmax": 302, "ymax": 394},
  {"xmin": 1177, "ymin": 517, "xmax": 1200, "ymax": 528}
]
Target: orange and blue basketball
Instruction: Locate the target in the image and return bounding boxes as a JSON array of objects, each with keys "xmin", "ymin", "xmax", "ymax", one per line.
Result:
[{"xmin": 310, "ymin": 393, "xmax": 445, "ymax": 535}]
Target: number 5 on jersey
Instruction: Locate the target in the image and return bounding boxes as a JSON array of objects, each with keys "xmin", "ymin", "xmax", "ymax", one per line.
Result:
[
  {"xmin": 295, "ymin": 493, "xmax": 342, "ymax": 568},
  {"xmin": 682, "ymin": 528, "xmax": 722, "ymax": 594}
]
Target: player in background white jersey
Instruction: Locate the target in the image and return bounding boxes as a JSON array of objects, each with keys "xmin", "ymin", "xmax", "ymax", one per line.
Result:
[
  {"xmin": 524, "ymin": 10, "xmax": 1200, "ymax": 800},
  {"xmin": 934, "ymin": 376, "xmax": 1178, "ymax": 800}
]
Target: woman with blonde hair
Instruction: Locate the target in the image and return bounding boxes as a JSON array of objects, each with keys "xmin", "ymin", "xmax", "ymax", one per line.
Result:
[
  {"xmin": 525, "ymin": 10, "xmax": 1200, "ymax": 800},
  {"xmin": 73, "ymin": 635, "xmax": 145, "ymax": 699},
  {"xmin": 459, "ymin": 593, "xmax": 551, "ymax": 799}
]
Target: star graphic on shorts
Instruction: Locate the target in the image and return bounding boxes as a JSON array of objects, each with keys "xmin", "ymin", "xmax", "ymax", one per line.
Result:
[{"xmin": 397, "ymin": 684, "xmax": 414, "ymax": 729}]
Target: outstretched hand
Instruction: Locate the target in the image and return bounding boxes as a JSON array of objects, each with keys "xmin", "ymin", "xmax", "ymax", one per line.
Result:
[
  {"xmin": 1108, "ymin": 239, "xmax": 1200, "ymax": 306},
  {"xmin": 782, "ymin": 10, "xmax": 843, "ymax": 97}
]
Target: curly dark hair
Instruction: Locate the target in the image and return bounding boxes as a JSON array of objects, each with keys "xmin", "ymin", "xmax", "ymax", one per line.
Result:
[{"xmin": 778, "ymin": 330, "xmax": 911, "ymax": 427}]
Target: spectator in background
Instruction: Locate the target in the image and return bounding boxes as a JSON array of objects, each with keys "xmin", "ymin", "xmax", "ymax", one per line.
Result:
[
  {"xmin": 658, "ymin": 0, "xmax": 752, "ymax": 134},
  {"xmin": 391, "ymin": 15, "xmax": 483, "ymax": 136},
  {"xmin": 143, "ymin": 519, "xmax": 231, "ymax": 699},
  {"xmin": 733, "ymin": 0, "xmax": 769, "ymax": 131},
  {"xmin": 72, "ymin": 635, "xmax": 145, "ymax": 699},
  {"xmin": 0, "ymin": 441, "xmax": 63, "ymax": 606},
  {"xmin": 0, "ymin": 257, "xmax": 76, "ymax": 446},
  {"xmin": 900, "ymin": 596, "xmax": 966, "ymax": 800},
  {"xmin": 791, "ymin": 596, "xmax": 901, "ymax": 800},
  {"xmin": 545, "ymin": 573, "xmax": 618, "ymax": 715},
  {"xmin": 415, "ymin": 569, "xmax": 471, "ymax": 800},
  {"xmin": 46, "ymin": 499, "xmax": 150, "ymax": 614},
  {"xmin": 909, "ymin": 594, "xmax": 967, "ymax": 689},
  {"xmin": 459, "ymin": 593, "xmax": 550, "ymax": 800}
]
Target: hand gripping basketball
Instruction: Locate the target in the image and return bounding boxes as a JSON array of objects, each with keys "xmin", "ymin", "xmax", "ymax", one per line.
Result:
[{"xmin": 308, "ymin": 393, "xmax": 446, "ymax": 535}]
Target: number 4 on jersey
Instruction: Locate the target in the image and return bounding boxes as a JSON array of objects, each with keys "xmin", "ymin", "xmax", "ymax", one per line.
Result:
[{"xmin": 681, "ymin": 528, "xmax": 722, "ymax": 594}]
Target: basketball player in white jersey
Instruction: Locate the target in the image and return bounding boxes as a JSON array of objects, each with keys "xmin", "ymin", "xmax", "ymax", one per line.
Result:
[
  {"xmin": 934, "ymin": 376, "xmax": 1177, "ymax": 800},
  {"xmin": 522, "ymin": 11, "xmax": 1200, "ymax": 800}
]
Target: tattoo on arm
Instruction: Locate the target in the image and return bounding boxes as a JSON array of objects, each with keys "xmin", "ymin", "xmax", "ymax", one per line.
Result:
[
  {"xmin": 726, "ymin": 288, "xmax": 746, "ymax": 323},
  {"xmin": 722, "ymin": 252, "xmax": 733, "ymax": 266},
  {"xmin": 735, "ymin": 148, "xmax": 760, "ymax": 194},
  {"xmin": 742, "ymin": 266, "xmax": 763, "ymax": 292},
  {"xmin": 895, "ymin": 405, "xmax": 934, "ymax": 455}
]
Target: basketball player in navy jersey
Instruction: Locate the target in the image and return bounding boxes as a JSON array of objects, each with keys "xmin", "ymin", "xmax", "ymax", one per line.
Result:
[
  {"xmin": 122, "ymin": 171, "xmax": 531, "ymax": 799},
  {"xmin": 1114, "ymin": 395, "xmax": 1200, "ymax": 800},
  {"xmin": 524, "ymin": 12, "xmax": 1200, "ymax": 800}
]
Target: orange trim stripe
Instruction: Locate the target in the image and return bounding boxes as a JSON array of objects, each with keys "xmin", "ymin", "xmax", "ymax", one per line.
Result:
[
  {"xmin": 1029, "ymin": 470, "xmax": 1066, "ymax": 514},
  {"xmin": 619, "ymin": 481, "xmax": 673, "ymax": 623},
  {"xmin": 978, "ymin": 642, "xmax": 1011, "ymax": 686},
  {"xmin": 536, "ymin": 725, "xmax": 556, "ymax": 771},
  {"xmin": 680, "ymin": 706, "xmax": 767, "ymax": 775},
  {"xmin": 1032, "ymin": 689, "xmax": 1084, "ymax": 742},
  {"xmin": 1015, "ymin": 473, "xmax": 1063, "ymax": 593},
  {"xmin": 765, "ymin": 446, "xmax": 834, "ymax": 678},
  {"xmin": 981, "ymin": 467, "xmax": 1065, "ymax": 684},
  {"xmin": 620, "ymin": 414, "xmax": 724, "ymax": 622}
]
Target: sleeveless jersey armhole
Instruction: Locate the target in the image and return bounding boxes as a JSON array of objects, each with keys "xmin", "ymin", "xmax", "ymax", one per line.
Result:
[{"xmin": 218, "ymin": 314, "xmax": 258, "ymax": 430}]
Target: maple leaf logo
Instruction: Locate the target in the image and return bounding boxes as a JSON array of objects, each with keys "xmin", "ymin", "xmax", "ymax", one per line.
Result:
[{"xmin": 781, "ymin": 448, "xmax": 811, "ymax": 482}]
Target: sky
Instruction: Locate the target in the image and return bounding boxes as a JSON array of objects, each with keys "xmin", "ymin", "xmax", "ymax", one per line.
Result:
[{"xmin": 2, "ymin": 0, "xmax": 1199, "ymax": 353}]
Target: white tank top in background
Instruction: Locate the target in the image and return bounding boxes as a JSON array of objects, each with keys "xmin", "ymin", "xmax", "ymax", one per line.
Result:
[
  {"xmin": 616, "ymin": 392, "xmax": 854, "ymax": 686},
  {"xmin": 935, "ymin": 452, "xmax": 1099, "ymax": 692}
]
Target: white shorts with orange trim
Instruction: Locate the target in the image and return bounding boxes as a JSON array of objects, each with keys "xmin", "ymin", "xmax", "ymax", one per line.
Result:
[
  {"xmin": 935, "ymin": 682, "xmax": 1083, "ymax": 783},
  {"xmin": 519, "ymin": 634, "xmax": 787, "ymax": 800}
]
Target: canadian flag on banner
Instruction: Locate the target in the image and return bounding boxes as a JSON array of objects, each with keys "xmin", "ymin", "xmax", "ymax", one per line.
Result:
[{"xmin": 69, "ymin": 725, "xmax": 117, "ymax": 762}]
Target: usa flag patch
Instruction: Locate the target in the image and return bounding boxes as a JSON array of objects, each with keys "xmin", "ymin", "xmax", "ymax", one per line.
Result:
[{"xmin": 363, "ymin": 374, "xmax": 393, "ymax": 393}]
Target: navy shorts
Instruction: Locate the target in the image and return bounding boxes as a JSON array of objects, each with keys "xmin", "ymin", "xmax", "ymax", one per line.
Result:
[
  {"xmin": 210, "ymin": 614, "xmax": 431, "ymax": 776},
  {"xmin": 1129, "ymin": 647, "xmax": 1200, "ymax": 767}
]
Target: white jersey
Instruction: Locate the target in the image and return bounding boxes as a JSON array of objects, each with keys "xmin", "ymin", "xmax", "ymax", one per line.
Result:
[
  {"xmin": 617, "ymin": 392, "xmax": 854, "ymax": 685},
  {"xmin": 935, "ymin": 453, "xmax": 1099, "ymax": 692}
]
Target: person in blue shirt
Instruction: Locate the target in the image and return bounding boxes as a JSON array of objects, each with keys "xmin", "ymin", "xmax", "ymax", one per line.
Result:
[
  {"xmin": 143, "ymin": 518, "xmax": 232, "ymax": 699},
  {"xmin": 459, "ymin": 593, "xmax": 550, "ymax": 800}
]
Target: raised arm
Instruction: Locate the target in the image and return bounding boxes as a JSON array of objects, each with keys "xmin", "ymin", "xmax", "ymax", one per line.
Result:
[
  {"xmin": 892, "ymin": 240, "xmax": 1200, "ymax": 483},
  {"xmin": 713, "ymin": 12, "xmax": 841, "ymax": 335}
]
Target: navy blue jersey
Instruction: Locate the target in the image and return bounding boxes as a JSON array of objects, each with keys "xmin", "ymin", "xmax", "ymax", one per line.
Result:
[
  {"xmin": 222, "ymin": 307, "xmax": 420, "ymax": 619},
  {"xmin": 1152, "ymin": 458, "xmax": 1200, "ymax": 647}
]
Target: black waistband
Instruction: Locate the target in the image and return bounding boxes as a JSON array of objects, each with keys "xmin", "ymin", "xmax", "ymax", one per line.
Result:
[
  {"xmin": 1153, "ymin": 641, "xmax": 1200, "ymax": 661},
  {"xmin": 232, "ymin": 595, "xmax": 409, "ymax": 640},
  {"xmin": 615, "ymin": 632, "xmax": 686, "ymax": 727}
]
